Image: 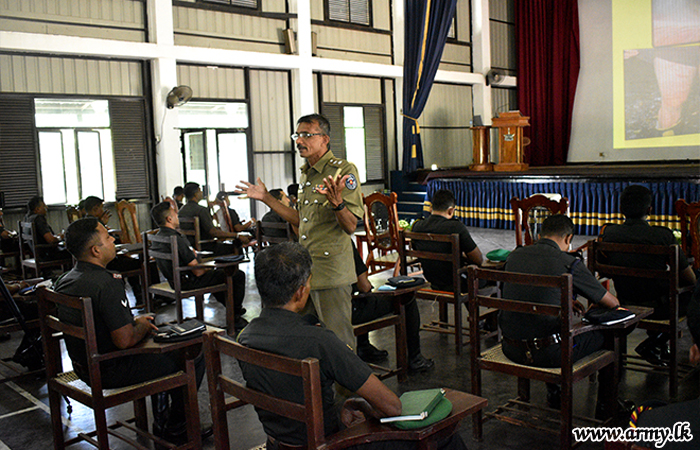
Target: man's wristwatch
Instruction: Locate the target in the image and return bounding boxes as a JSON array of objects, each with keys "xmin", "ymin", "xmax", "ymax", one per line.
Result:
[{"xmin": 332, "ymin": 201, "xmax": 346, "ymax": 211}]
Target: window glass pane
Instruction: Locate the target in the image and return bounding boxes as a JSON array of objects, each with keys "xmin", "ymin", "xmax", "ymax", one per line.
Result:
[
  {"xmin": 35, "ymin": 99, "xmax": 109, "ymax": 128},
  {"xmin": 77, "ymin": 131, "xmax": 104, "ymax": 199},
  {"xmin": 99, "ymin": 130, "xmax": 116, "ymax": 202},
  {"xmin": 184, "ymin": 132, "xmax": 207, "ymax": 189},
  {"xmin": 344, "ymin": 106, "xmax": 364, "ymax": 127},
  {"xmin": 343, "ymin": 106, "xmax": 366, "ymax": 183},
  {"xmin": 178, "ymin": 102, "xmax": 249, "ymax": 129},
  {"xmin": 62, "ymin": 130, "xmax": 80, "ymax": 205},
  {"xmin": 38, "ymin": 132, "xmax": 67, "ymax": 205},
  {"xmin": 206, "ymin": 129, "xmax": 220, "ymax": 199},
  {"xmin": 218, "ymin": 132, "xmax": 251, "ymax": 219}
]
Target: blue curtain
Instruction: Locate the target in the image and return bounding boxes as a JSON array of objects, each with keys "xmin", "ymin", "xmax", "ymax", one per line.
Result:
[
  {"xmin": 402, "ymin": 0, "xmax": 457, "ymax": 174},
  {"xmin": 425, "ymin": 179, "xmax": 700, "ymax": 236}
]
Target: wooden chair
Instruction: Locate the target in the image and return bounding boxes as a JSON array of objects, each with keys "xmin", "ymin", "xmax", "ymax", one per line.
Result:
[
  {"xmin": 467, "ymin": 265, "xmax": 618, "ymax": 450},
  {"xmin": 510, "ymin": 194, "xmax": 569, "ymax": 247},
  {"xmin": 675, "ymin": 198, "xmax": 700, "ymax": 270},
  {"xmin": 18, "ymin": 221, "xmax": 72, "ymax": 279},
  {"xmin": 587, "ymin": 240, "xmax": 693, "ymax": 398},
  {"xmin": 255, "ymin": 220, "xmax": 294, "ymax": 251},
  {"xmin": 398, "ymin": 230, "xmax": 498, "ymax": 355},
  {"xmin": 363, "ymin": 192, "xmax": 404, "ymax": 275},
  {"xmin": 143, "ymin": 231, "xmax": 237, "ymax": 334},
  {"xmin": 65, "ymin": 206, "xmax": 82, "ymax": 224},
  {"xmin": 213, "ymin": 198, "xmax": 257, "ymax": 255},
  {"xmin": 203, "ymin": 330, "xmax": 487, "ymax": 450},
  {"xmin": 115, "ymin": 200, "xmax": 141, "ymax": 244},
  {"xmin": 37, "ymin": 287, "xmax": 201, "ymax": 450}
]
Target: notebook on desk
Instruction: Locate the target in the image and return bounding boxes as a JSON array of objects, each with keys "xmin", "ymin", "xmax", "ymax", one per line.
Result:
[{"xmin": 214, "ymin": 254, "xmax": 246, "ymax": 264}]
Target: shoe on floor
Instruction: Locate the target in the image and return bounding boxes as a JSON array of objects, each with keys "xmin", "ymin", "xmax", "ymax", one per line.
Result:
[
  {"xmin": 357, "ymin": 343, "xmax": 389, "ymax": 363},
  {"xmin": 408, "ymin": 354, "xmax": 435, "ymax": 373},
  {"xmin": 635, "ymin": 339, "xmax": 669, "ymax": 367}
]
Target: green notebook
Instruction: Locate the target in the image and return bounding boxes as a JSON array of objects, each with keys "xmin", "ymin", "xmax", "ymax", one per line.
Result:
[{"xmin": 380, "ymin": 388, "xmax": 446, "ymax": 423}]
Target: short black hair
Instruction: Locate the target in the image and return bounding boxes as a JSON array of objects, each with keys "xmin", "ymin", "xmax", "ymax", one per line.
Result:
[
  {"xmin": 83, "ymin": 196, "xmax": 103, "ymax": 214},
  {"xmin": 620, "ymin": 185, "xmax": 652, "ymax": 219},
  {"xmin": 255, "ymin": 242, "xmax": 312, "ymax": 308},
  {"xmin": 297, "ymin": 114, "xmax": 330, "ymax": 136},
  {"xmin": 151, "ymin": 201, "xmax": 172, "ymax": 227},
  {"xmin": 540, "ymin": 214, "xmax": 574, "ymax": 238},
  {"xmin": 65, "ymin": 217, "xmax": 101, "ymax": 260},
  {"xmin": 27, "ymin": 196, "xmax": 43, "ymax": 213},
  {"xmin": 184, "ymin": 182, "xmax": 200, "ymax": 200},
  {"xmin": 431, "ymin": 189, "xmax": 455, "ymax": 212},
  {"xmin": 287, "ymin": 183, "xmax": 299, "ymax": 198},
  {"xmin": 173, "ymin": 186, "xmax": 184, "ymax": 197},
  {"xmin": 269, "ymin": 189, "xmax": 284, "ymax": 201}
]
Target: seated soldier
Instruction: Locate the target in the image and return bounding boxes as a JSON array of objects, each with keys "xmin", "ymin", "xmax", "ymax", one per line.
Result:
[
  {"xmin": 83, "ymin": 196, "xmax": 147, "ymax": 307},
  {"xmin": 178, "ymin": 182, "xmax": 250, "ymax": 256},
  {"xmin": 238, "ymin": 242, "xmax": 466, "ymax": 450},
  {"xmin": 286, "ymin": 183, "xmax": 299, "ymax": 209},
  {"xmin": 412, "ymin": 189, "xmax": 484, "ymax": 291},
  {"xmin": 500, "ymin": 214, "xmax": 620, "ymax": 410},
  {"xmin": 172, "ymin": 186, "xmax": 185, "ymax": 210},
  {"xmin": 54, "ymin": 217, "xmax": 209, "ymax": 443},
  {"xmin": 0, "ymin": 276, "xmax": 44, "ymax": 369},
  {"xmin": 601, "ymin": 184, "xmax": 697, "ymax": 365},
  {"xmin": 0, "ymin": 206, "xmax": 19, "ymax": 254},
  {"xmin": 260, "ymin": 188, "xmax": 297, "ymax": 240},
  {"xmin": 214, "ymin": 191, "xmax": 255, "ymax": 233},
  {"xmin": 150, "ymin": 202, "xmax": 247, "ymax": 330},
  {"xmin": 23, "ymin": 195, "xmax": 70, "ymax": 263},
  {"xmin": 350, "ymin": 242, "xmax": 434, "ymax": 372}
]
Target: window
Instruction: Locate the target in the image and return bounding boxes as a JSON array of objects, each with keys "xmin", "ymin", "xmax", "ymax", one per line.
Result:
[
  {"xmin": 179, "ymin": 102, "xmax": 253, "ymax": 220},
  {"xmin": 200, "ymin": 0, "xmax": 257, "ymax": 8},
  {"xmin": 35, "ymin": 99, "xmax": 116, "ymax": 205},
  {"xmin": 328, "ymin": 0, "xmax": 370, "ymax": 26},
  {"xmin": 323, "ymin": 104, "xmax": 385, "ymax": 183}
]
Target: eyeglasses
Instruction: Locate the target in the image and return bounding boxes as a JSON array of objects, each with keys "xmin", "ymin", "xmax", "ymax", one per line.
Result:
[{"xmin": 291, "ymin": 132, "xmax": 324, "ymax": 140}]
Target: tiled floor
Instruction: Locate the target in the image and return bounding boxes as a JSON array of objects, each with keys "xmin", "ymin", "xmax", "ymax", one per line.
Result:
[{"xmin": 0, "ymin": 228, "xmax": 698, "ymax": 449}]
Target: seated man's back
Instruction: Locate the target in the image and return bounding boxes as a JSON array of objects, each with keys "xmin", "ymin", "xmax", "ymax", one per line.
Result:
[{"xmin": 412, "ymin": 189, "xmax": 482, "ymax": 291}]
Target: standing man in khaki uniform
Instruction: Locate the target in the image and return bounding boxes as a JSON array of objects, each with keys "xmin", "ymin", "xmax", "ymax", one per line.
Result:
[{"xmin": 237, "ymin": 114, "xmax": 363, "ymax": 347}]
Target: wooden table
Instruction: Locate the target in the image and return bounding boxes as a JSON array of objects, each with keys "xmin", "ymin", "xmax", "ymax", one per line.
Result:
[
  {"xmin": 331, "ymin": 389, "xmax": 487, "ymax": 450},
  {"xmin": 353, "ymin": 281, "xmax": 428, "ymax": 383}
]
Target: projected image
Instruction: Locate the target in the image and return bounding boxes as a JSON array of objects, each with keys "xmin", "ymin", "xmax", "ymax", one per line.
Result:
[
  {"xmin": 624, "ymin": 47, "xmax": 700, "ymax": 140},
  {"xmin": 623, "ymin": 0, "xmax": 700, "ymax": 141}
]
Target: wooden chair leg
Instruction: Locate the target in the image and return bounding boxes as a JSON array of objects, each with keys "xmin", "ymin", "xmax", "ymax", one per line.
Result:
[
  {"xmin": 454, "ymin": 301, "xmax": 462, "ymax": 355},
  {"xmin": 561, "ymin": 380, "xmax": 573, "ymax": 450},
  {"xmin": 517, "ymin": 378, "xmax": 530, "ymax": 402},
  {"xmin": 134, "ymin": 397, "xmax": 148, "ymax": 432},
  {"xmin": 49, "ymin": 388, "xmax": 66, "ymax": 450},
  {"xmin": 184, "ymin": 359, "xmax": 202, "ymax": 449},
  {"xmin": 195, "ymin": 294, "xmax": 205, "ymax": 321},
  {"xmin": 94, "ymin": 403, "xmax": 110, "ymax": 448},
  {"xmin": 670, "ymin": 330, "xmax": 678, "ymax": 399}
]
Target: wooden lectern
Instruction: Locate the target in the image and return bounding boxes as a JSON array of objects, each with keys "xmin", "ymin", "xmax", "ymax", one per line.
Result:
[
  {"xmin": 492, "ymin": 111, "xmax": 529, "ymax": 172},
  {"xmin": 469, "ymin": 126, "xmax": 493, "ymax": 171}
]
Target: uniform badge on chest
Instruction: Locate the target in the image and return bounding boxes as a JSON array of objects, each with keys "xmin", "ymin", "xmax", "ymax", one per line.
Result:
[{"xmin": 312, "ymin": 183, "xmax": 325, "ymax": 194}]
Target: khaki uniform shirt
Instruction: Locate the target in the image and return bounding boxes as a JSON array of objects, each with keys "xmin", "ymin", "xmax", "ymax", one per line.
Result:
[{"xmin": 298, "ymin": 150, "xmax": 363, "ymax": 290}]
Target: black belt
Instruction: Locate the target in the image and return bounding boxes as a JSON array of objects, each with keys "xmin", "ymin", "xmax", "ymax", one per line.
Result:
[{"xmin": 503, "ymin": 333, "xmax": 561, "ymax": 352}]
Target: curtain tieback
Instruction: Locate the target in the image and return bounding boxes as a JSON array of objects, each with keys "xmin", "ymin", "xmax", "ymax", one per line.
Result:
[{"xmin": 402, "ymin": 113, "xmax": 421, "ymax": 134}]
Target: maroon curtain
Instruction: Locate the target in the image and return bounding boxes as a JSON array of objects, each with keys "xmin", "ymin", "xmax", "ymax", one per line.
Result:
[{"xmin": 516, "ymin": 0, "xmax": 580, "ymax": 166}]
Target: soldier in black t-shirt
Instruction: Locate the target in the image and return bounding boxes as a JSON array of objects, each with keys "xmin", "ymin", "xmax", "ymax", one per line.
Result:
[
  {"xmin": 412, "ymin": 189, "xmax": 483, "ymax": 291},
  {"xmin": 601, "ymin": 185, "xmax": 697, "ymax": 365},
  {"xmin": 151, "ymin": 201, "xmax": 248, "ymax": 330},
  {"xmin": 23, "ymin": 196, "xmax": 70, "ymax": 263},
  {"xmin": 55, "ymin": 217, "xmax": 206, "ymax": 443}
]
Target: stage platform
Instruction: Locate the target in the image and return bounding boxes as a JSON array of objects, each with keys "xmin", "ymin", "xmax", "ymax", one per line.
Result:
[{"xmin": 416, "ymin": 162, "xmax": 700, "ymax": 236}]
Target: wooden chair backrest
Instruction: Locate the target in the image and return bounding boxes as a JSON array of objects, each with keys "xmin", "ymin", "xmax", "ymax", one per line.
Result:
[
  {"xmin": 587, "ymin": 240, "xmax": 680, "ymax": 308},
  {"xmin": 211, "ymin": 200, "xmax": 235, "ymax": 233},
  {"xmin": 19, "ymin": 220, "xmax": 59, "ymax": 262},
  {"xmin": 363, "ymin": 192, "xmax": 401, "ymax": 254},
  {"xmin": 115, "ymin": 200, "xmax": 141, "ymax": 244},
  {"xmin": 37, "ymin": 288, "xmax": 106, "ymax": 392},
  {"xmin": 466, "ymin": 266, "xmax": 576, "ymax": 372},
  {"xmin": 399, "ymin": 230, "xmax": 462, "ymax": 293},
  {"xmin": 143, "ymin": 232, "xmax": 183, "ymax": 291},
  {"xmin": 177, "ymin": 216, "xmax": 202, "ymax": 251},
  {"xmin": 203, "ymin": 331, "xmax": 326, "ymax": 449},
  {"xmin": 256, "ymin": 220, "xmax": 294, "ymax": 249},
  {"xmin": 675, "ymin": 199, "xmax": 700, "ymax": 270},
  {"xmin": 510, "ymin": 194, "xmax": 569, "ymax": 247},
  {"xmin": 66, "ymin": 206, "xmax": 82, "ymax": 224}
]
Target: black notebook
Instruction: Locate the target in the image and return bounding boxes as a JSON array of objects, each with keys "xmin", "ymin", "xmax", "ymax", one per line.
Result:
[
  {"xmin": 583, "ymin": 307, "xmax": 635, "ymax": 326},
  {"xmin": 214, "ymin": 254, "xmax": 246, "ymax": 264}
]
